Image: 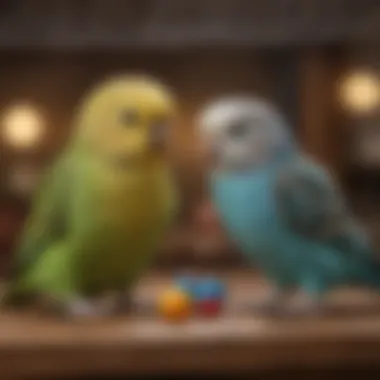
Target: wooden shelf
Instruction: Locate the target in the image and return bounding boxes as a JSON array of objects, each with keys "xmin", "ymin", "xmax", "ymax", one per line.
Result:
[{"xmin": 2, "ymin": 272, "xmax": 380, "ymax": 379}]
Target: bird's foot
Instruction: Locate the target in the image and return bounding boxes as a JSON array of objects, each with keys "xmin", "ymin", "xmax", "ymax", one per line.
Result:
[
  {"xmin": 62, "ymin": 296, "xmax": 116, "ymax": 320},
  {"xmin": 246, "ymin": 288, "xmax": 290, "ymax": 317},
  {"xmin": 284, "ymin": 293, "xmax": 323, "ymax": 318},
  {"xmin": 248, "ymin": 299, "xmax": 284, "ymax": 316},
  {"xmin": 290, "ymin": 302, "xmax": 323, "ymax": 318}
]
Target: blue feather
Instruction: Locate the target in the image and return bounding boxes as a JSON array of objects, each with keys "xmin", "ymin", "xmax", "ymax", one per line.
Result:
[{"xmin": 211, "ymin": 158, "xmax": 378, "ymax": 296}]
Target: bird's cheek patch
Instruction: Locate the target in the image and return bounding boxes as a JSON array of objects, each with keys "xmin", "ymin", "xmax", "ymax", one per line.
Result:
[{"xmin": 248, "ymin": 135, "xmax": 271, "ymax": 164}]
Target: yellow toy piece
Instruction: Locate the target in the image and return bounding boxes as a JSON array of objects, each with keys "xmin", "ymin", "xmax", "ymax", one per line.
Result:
[{"xmin": 158, "ymin": 287, "xmax": 192, "ymax": 322}]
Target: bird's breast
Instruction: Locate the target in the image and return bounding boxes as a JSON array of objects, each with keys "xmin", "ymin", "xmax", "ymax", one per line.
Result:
[
  {"xmin": 73, "ymin": 163, "xmax": 175, "ymax": 239},
  {"xmin": 211, "ymin": 171, "xmax": 279, "ymax": 249}
]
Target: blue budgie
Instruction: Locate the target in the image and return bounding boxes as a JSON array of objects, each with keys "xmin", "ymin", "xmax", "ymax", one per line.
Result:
[{"xmin": 198, "ymin": 97, "xmax": 380, "ymax": 315}]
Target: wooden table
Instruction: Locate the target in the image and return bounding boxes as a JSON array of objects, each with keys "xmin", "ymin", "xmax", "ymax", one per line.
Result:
[{"xmin": 2, "ymin": 272, "xmax": 380, "ymax": 379}]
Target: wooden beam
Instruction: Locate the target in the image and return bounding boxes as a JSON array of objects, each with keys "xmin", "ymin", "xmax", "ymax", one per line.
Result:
[
  {"xmin": 0, "ymin": 0, "xmax": 379, "ymax": 48},
  {"xmin": 299, "ymin": 48, "xmax": 345, "ymax": 178}
]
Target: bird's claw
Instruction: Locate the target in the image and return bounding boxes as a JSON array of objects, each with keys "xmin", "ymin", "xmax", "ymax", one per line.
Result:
[
  {"xmin": 245, "ymin": 298, "xmax": 284, "ymax": 317},
  {"xmin": 63, "ymin": 297, "xmax": 115, "ymax": 320},
  {"xmin": 284, "ymin": 300, "xmax": 323, "ymax": 318}
]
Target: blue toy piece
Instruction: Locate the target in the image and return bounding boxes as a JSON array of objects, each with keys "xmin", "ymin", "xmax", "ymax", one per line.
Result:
[
  {"xmin": 194, "ymin": 277, "xmax": 226, "ymax": 302},
  {"xmin": 174, "ymin": 275, "xmax": 198, "ymax": 299}
]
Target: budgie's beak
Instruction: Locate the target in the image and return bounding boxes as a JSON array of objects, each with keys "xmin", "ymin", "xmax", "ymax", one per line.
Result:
[{"xmin": 149, "ymin": 122, "xmax": 168, "ymax": 152}]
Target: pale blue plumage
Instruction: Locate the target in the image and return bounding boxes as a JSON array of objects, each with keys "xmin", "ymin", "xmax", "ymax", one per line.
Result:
[
  {"xmin": 200, "ymin": 97, "xmax": 380, "ymax": 304},
  {"xmin": 212, "ymin": 159, "xmax": 379, "ymax": 297}
]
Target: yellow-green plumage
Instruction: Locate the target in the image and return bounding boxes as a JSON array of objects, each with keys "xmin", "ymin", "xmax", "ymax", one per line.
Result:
[{"xmin": 5, "ymin": 75, "xmax": 178, "ymax": 310}]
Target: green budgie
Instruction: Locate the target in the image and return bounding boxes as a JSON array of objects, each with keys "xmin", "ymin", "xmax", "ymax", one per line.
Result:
[{"xmin": 3, "ymin": 75, "xmax": 178, "ymax": 317}]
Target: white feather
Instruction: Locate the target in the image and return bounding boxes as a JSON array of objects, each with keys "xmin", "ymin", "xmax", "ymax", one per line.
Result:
[
  {"xmin": 197, "ymin": 96, "xmax": 292, "ymax": 169},
  {"xmin": 198, "ymin": 96, "xmax": 281, "ymax": 136}
]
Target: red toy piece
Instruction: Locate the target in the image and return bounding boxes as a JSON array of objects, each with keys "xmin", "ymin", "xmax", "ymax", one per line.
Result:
[{"xmin": 197, "ymin": 299, "xmax": 222, "ymax": 317}]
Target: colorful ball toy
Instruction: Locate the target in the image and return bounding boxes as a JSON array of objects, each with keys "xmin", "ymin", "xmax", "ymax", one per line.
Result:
[
  {"xmin": 158, "ymin": 287, "xmax": 192, "ymax": 322},
  {"xmin": 158, "ymin": 275, "xmax": 226, "ymax": 321}
]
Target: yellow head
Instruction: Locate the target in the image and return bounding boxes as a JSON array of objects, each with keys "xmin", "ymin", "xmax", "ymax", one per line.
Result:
[{"xmin": 74, "ymin": 75, "xmax": 176, "ymax": 166}]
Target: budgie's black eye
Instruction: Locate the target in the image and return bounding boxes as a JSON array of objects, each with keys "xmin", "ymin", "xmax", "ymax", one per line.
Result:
[
  {"xmin": 228, "ymin": 119, "xmax": 251, "ymax": 139},
  {"xmin": 120, "ymin": 109, "xmax": 139, "ymax": 126}
]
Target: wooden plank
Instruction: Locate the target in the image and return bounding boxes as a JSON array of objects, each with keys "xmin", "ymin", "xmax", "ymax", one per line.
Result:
[
  {"xmin": 2, "ymin": 272, "xmax": 380, "ymax": 379},
  {"xmin": 299, "ymin": 48, "xmax": 345, "ymax": 177}
]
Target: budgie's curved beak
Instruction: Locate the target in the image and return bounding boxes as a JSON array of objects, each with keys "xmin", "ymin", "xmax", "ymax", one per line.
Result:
[
  {"xmin": 149, "ymin": 131, "xmax": 164, "ymax": 151},
  {"xmin": 149, "ymin": 120, "xmax": 170, "ymax": 153}
]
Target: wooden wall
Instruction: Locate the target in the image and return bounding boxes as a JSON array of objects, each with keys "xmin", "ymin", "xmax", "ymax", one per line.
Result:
[{"xmin": 299, "ymin": 47, "xmax": 347, "ymax": 177}]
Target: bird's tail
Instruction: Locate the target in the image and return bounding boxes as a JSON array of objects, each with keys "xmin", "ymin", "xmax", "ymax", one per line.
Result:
[
  {"xmin": 358, "ymin": 258, "xmax": 380, "ymax": 289},
  {"xmin": 0, "ymin": 280, "xmax": 35, "ymax": 309}
]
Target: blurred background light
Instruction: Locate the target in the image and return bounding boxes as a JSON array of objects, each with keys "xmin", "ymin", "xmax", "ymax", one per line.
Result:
[
  {"xmin": 2, "ymin": 104, "xmax": 44, "ymax": 149},
  {"xmin": 339, "ymin": 71, "xmax": 380, "ymax": 115}
]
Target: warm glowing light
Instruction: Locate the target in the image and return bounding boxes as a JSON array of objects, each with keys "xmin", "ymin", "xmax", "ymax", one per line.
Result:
[
  {"xmin": 339, "ymin": 72, "xmax": 380, "ymax": 115},
  {"xmin": 2, "ymin": 104, "xmax": 44, "ymax": 148}
]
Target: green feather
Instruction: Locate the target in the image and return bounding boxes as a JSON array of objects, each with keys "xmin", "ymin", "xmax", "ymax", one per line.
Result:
[{"xmin": 3, "ymin": 154, "xmax": 70, "ymax": 305}]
